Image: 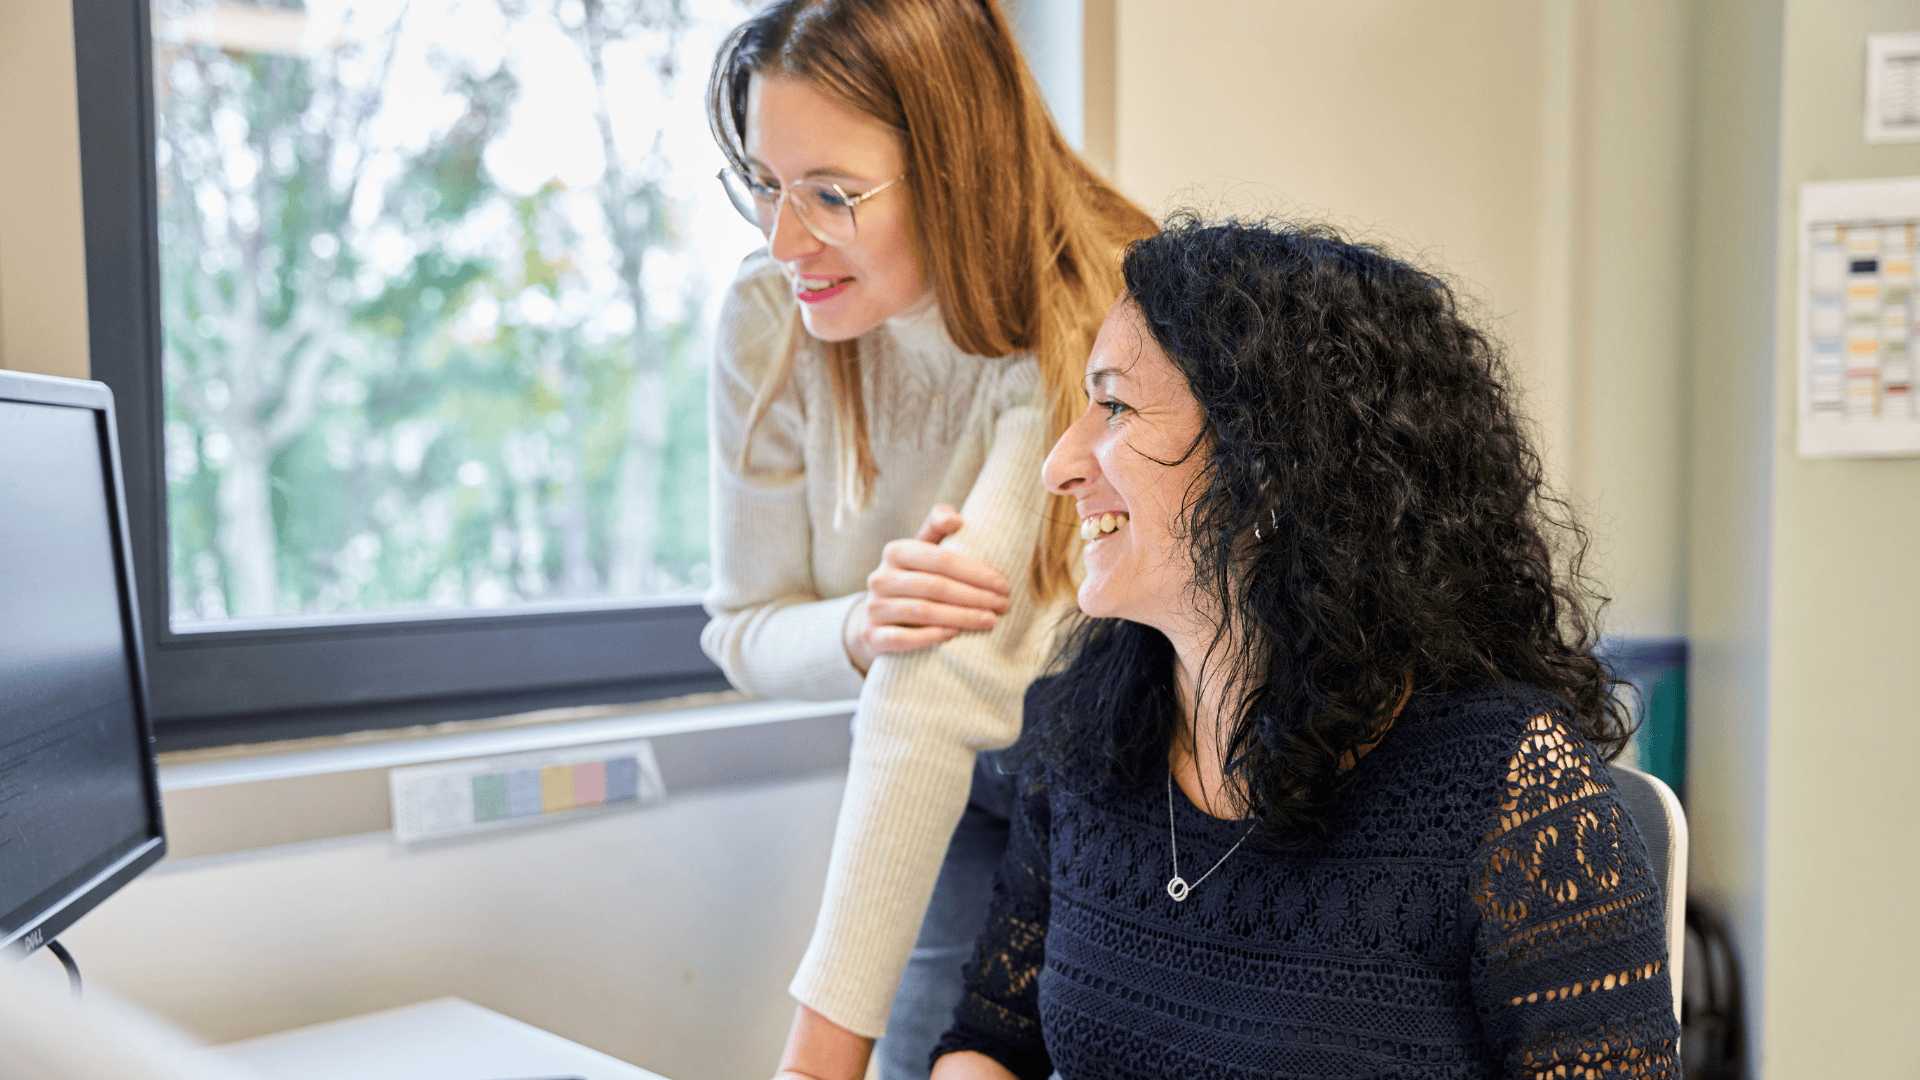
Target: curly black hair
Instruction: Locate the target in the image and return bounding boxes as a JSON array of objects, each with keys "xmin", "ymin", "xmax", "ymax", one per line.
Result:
[{"xmin": 1014, "ymin": 216, "xmax": 1630, "ymax": 844}]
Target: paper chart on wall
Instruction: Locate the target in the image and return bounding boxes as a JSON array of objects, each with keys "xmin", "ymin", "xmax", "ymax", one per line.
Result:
[{"xmin": 1799, "ymin": 177, "xmax": 1920, "ymax": 457}]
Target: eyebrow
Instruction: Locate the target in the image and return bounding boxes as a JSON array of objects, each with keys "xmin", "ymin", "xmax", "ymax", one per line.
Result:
[
  {"xmin": 1083, "ymin": 367, "xmax": 1127, "ymax": 394},
  {"xmin": 744, "ymin": 157, "xmax": 870, "ymax": 185}
]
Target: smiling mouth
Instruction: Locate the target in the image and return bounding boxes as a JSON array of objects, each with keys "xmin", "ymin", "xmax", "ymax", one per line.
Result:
[
  {"xmin": 1079, "ymin": 512, "xmax": 1129, "ymax": 541},
  {"xmin": 797, "ymin": 275, "xmax": 854, "ymax": 294}
]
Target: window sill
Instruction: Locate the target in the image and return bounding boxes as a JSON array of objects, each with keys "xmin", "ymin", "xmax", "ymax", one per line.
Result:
[{"xmin": 153, "ymin": 694, "xmax": 857, "ymax": 862}]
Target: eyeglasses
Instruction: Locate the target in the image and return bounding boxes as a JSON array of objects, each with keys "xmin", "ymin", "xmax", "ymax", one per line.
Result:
[{"xmin": 717, "ymin": 168, "xmax": 905, "ymax": 247}]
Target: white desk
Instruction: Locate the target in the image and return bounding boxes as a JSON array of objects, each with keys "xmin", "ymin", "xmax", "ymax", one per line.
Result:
[{"xmin": 217, "ymin": 997, "xmax": 672, "ymax": 1080}]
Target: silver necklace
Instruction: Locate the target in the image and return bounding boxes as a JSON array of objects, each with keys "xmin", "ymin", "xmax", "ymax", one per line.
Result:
[{"xmin": 1165, "ymin": 769, "xmax": 1257, "ymax": 902}]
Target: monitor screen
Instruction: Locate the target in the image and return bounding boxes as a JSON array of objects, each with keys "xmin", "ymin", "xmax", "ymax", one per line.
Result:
[{"xmin": 0, "ymin": 373, "xmax": 165, "ymax": 954}]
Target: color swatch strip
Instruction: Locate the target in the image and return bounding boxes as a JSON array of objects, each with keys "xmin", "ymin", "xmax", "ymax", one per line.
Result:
[
  {"xmin": 472, "ymin": 758, "xmax": 641, "ymax": 823},
  {"xmin": 389, "ymin": 738, "xmax": 665, "ymax": 843}
]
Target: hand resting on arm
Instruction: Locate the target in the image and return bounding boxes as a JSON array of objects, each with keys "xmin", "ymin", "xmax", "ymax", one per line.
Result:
[{"xmin": 842, "ymin": 503, "xmax": 1011, "ymax": 674}]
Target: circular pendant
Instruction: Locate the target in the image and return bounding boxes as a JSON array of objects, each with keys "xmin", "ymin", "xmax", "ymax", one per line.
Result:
[{"xmin": 1166, "ymin": 876, "xmax": 1190, "ymax": 902}]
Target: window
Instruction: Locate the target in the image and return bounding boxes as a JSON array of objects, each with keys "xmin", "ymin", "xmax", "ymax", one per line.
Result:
[{"xmin": 74, "ymin": 0, "xmax": 757, "ymax": 748}]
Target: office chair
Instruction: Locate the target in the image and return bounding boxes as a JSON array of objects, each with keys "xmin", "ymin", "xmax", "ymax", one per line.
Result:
[{"xmin": 1609, "ymin": 763, "xmax": 1688, "ymax": 1022}]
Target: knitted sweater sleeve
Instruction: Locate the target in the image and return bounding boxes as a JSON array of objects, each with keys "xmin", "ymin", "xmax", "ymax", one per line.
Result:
[
  {"xmin": 1469, "ymin": 709, "xmax": 1682, "ymax": 1077},
  {"xmin": 787, "ymin": 386, "xmax": 1068, "ymax": 1038},
  {"xmin": 700, "ymin": 256, "xmax": 866, "ymax": 703},
  {"xmin": 931, "ymin": 771, "xmax": 1054, "ymax": 1079}
]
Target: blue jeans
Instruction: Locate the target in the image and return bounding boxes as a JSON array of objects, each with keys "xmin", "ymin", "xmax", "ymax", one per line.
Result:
[{"xmin": 873, "ymin": 753, "xmax": 1018, "ymax": 1080}]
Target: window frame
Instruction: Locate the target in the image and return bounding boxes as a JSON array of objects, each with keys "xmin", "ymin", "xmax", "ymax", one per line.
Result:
[{"xmin": 70, "ymin": 0, "xmax": 730, "ymax": 751}]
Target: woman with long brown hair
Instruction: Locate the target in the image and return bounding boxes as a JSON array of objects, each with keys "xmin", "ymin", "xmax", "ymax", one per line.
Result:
[{"xmin": 700, "ymin": 2, "xmax": 1154, "ymax": 1078}]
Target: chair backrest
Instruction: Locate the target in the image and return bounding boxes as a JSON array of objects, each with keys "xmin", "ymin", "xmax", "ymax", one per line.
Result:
[{"xmin": 1609, "ymin": 763, "xmax": 1687, "ymax": 1023}]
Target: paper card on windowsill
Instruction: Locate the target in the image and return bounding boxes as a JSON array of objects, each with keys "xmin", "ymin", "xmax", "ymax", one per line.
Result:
[{"xmin": 389, "ymin": 738, "xmax": 665, "ymax": 843}]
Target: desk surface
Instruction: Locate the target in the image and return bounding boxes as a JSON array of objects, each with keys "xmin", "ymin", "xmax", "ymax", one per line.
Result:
[{"xmin": 217, "ymin": 997, "xmax": 671, "ymax": 1080}]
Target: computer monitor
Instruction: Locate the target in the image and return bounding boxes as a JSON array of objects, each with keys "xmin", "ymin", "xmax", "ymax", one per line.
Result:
[{"xmin": 0, "ymin": 370, "xmax": 166, "ymax": 956}]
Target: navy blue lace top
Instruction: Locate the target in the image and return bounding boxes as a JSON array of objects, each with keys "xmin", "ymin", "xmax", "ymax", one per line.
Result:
[{"xmin": 932, "ymin": 683, "xmax": 1680, "ymax": 1078}]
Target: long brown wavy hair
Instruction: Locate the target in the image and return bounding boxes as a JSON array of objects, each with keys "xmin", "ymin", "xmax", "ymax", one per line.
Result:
[{"xmin": 707, "ymin": 0, "xmax": 1156, "ymax": 599}]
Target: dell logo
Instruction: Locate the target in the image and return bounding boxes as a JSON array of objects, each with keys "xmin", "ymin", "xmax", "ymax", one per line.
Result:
[{"xmin": 20, "ymin": 927, "xmax": 42, "ymax": 951}]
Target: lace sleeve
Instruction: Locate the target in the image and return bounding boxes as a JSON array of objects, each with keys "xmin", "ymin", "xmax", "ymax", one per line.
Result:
[
  {"xmin": 1470, "ymin": 709, "xmax": 1681, "ymax": 1078},
  {"xmin": 930, "ymin": 774, "xmax": 1054, "ymax": 1080}
]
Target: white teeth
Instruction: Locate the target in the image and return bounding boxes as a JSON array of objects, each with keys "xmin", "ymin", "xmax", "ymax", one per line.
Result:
[
  {"xmin": 1079, "ymin": 512, "xmax": 1128, "ymax": 541},
  {"xmin": 799, "ymin": 277, "xmax": 846, "ymax": 290}
]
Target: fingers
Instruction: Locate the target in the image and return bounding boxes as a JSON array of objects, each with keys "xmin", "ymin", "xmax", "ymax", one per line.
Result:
[
  {"xmin": 878, "ymin": 538, "xmax": 1010, "ymax": 597},
  {"xmin": 866, "ymin": 595, "xmax": 1000, "ymax": 632},
  {"xmin": 865, "ymin": 623, "xmax": 960, "ymax": 655},
  {"xmin": 849, "ymin": 512, "xmax": 1012, "ymax": 665},
  {"xmin": 914, "ymin": 503, "xmax": 963, "ymax": 544},
  {"xmin": 868, "ymin": 567, "xmax": 1011, "ymax": 618}
]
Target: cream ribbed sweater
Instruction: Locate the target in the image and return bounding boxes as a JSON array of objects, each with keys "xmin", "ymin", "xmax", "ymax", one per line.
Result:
[{"xmin": 701, "ymin": 252, "xmax": 1073, "ymax": 1038}]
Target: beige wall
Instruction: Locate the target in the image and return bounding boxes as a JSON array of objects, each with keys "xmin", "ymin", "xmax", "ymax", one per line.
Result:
[
  {"xmin": 1578, "ymin": 3, "xmax": 1692, "ymax": 639},
  {"xmin": 0, "ymin": 0, "xmax": 91, "ymax": 380},
  {"xmin": 1682, "ymin": 0, "xmax": 1782, "ymax": 1073},
  {"xmin": 1110, "ymin": 0, "xmax": 1692, "ymax": 637},
  {"xmin": 1762, "ymin": 0, "xmax": 1920, "ymax": 1073},
  {"xmin": 1683, "ymin": 0, "xmax": 1920, "ymax": 1074}
]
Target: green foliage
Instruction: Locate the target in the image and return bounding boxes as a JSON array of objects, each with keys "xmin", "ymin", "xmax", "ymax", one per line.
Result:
[
  {"xmin": 156, "ymin": 0, "xmax": 716, "ymax": 623},
  {"xmin": 654, "ymin": 311, "xmax": 711, "ymax": 587}
]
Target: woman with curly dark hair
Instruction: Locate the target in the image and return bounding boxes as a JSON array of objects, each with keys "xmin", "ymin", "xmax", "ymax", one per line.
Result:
[{"xmin": 929, "ymin": 218, "xmax": 1681, "ymax": 1079}]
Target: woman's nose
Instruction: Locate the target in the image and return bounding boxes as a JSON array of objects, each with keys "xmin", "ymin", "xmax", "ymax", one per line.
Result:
[
  {"xmin": 767, "ymin": 193, "xmax": 822, "ymax": 263},
  {"xmin": 1043, "ymin": 407, "xmax": 1099, "ymax": 496}
]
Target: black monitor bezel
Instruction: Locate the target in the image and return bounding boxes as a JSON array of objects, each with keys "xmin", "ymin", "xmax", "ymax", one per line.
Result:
[{"xmin": 0, "ymin": 369, "xmax": 168, "ymax": 955}]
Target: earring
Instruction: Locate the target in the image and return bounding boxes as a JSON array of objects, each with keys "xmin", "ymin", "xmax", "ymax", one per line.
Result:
[{"xmin": 1252, "ymin": 508, "xmax": 1278, "ymax": 541}]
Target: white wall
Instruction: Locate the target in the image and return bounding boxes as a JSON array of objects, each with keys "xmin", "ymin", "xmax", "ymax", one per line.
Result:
[
  {"xmin": 1002, "ymin": 0, "xmax": 1085, "ymax": 149},
  {"xmin": 62, "ymin": 773, "xmax": 845, "ymax": 1080}
]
